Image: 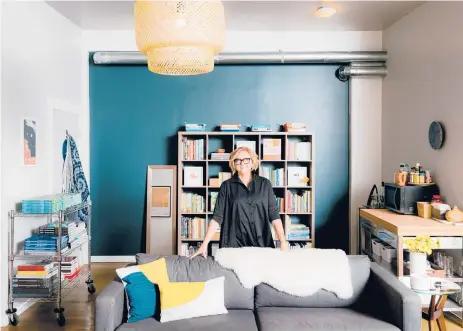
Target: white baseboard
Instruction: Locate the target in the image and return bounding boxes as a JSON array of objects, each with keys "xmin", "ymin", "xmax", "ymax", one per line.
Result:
[{"xmin": 91, "ymin": 256, "xmax": 135, "ymax": 263}]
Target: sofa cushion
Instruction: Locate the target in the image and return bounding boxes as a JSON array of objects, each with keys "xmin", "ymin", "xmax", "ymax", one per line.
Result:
[
  {"xmin": 255, "ymin": 307, "xmax": 400, "ymax": 331},
  {"xmin": 116, "ymin": 310, "xmax": 258, "ymax": 331},
  {"xmin": 136, "ymin": 254, "xmax": 254, "ymax": 310},
  {"xmin": 255, "ymin": 255, "xmax": 370, "ymax": 308}
]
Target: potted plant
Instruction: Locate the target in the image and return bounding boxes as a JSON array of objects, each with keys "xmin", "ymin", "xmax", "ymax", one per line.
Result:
[{"xmin": 404, "ymin": 235, "xmax": 440, "ymax": 275}]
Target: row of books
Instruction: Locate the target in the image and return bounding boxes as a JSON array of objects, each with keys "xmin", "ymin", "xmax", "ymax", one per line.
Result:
[
  {"xmin": 181, "ymin": 192, "xmax": 205, "ymax": 213},
  {"xmin": 261, "ymin": 167, "xmax": 285, "ymax": 186},
  {"xmin": 274, "ymin": 241, "xmax": 312, "ymax": 249},
  {"xmin": 286, "ymin": 190, "xmax": 311, "ymax": 213},
  {"xmin": 182, "ymin": 137, "xmax": 205, "ymax": 160},
  {"xmin": 180, "ymin": 216, "xmax": 206, "ymax": 240},
  {"xmin": 179, "ymin": 242, "xmax": 220, "ymax": 257}
]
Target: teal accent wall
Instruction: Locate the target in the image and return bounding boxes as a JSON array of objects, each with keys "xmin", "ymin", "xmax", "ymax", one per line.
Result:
[{"xmin": 90, "ymin": 61, "xmax": 349, "ymax": 255}]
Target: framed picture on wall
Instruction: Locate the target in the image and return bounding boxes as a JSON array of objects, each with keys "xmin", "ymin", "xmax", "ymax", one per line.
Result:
[
  {"xmin": 151, "ymin": 186, "xmax": 171, "ymax": 217},
  {"xmin": 22, "ymin": 118, "xmax": 37, "ymax": 166}
]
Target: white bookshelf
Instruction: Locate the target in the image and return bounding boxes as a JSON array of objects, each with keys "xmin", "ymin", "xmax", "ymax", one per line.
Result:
[{"xmin": 177, "ymin": 131, "xmax": 315, "ymax": 255}]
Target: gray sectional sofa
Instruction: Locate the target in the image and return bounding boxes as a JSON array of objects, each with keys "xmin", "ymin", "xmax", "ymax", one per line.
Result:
[{"xmin": 95, "ymin": 253, "xmax": 421, "ymax": 331}]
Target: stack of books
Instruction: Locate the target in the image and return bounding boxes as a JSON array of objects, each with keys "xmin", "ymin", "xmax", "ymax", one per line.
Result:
[
  {"xmin": 13, "ymin": 261, "xmax": 58, "ymax": 298},
  {"xmin": 59, "ymin": 256, "xmax": 81, "ymax": 282},
  {"xmin": 287, "ymin": 141, "xmax": 311, "ymax": 160},
  {"xmin": 210, "ymin": 152, "xmax": 230, "ymax": 160},
  {"xmin": 283, "ymin": 122, "xmax": 306, "ymax": 132},
  {"xmin": 285, "ymin": 216, "xmax": 311, "ymax": 240},
  {"xmin": 39, "ymin": 220, "xmax": 88, "ymax": 249},
  {"xmin": 24, "ymin": 234, "xmax": 69, "ymax": 256},
  {"xmin": 220, "ymin": 123, "xmax": 240, "ymax": 132},
  {"xmin": 21, "ymin": 193, "xmax": 82, "ymax": 214}
]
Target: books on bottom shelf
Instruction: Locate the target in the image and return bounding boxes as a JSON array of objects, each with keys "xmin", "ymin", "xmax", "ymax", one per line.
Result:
[
  {"xmin": 285, "ymin": 215, "xmax": 311, "ymax": 241},
  {"xmin": 180, "ymin": 242, "xmax": 220, "ymax": 257}
]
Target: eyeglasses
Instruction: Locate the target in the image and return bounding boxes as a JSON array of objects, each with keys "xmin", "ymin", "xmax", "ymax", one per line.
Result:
[{"xmin": 233, "ymin": 158, "xmax": 251, "ymax": 165}]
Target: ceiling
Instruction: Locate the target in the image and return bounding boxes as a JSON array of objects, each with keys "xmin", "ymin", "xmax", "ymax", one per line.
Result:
[{"xmin": 46, "ymin": 1, "xmax": 425, "ymax": 31}]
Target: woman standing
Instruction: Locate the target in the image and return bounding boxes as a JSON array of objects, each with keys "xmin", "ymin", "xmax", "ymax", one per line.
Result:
[{"xmin": 190, "ymin": 146, "xmax": 289, "ymax": 258}]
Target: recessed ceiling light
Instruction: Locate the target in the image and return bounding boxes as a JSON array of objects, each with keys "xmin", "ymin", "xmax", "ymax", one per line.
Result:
[{"xmin": 315, "ymin": 6, "xmax": 336, "ymax": 18}]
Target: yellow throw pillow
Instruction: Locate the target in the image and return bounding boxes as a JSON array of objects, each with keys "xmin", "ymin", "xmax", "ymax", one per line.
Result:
[{"xmin": 158, "ymin": 276, "xmax": 228, "ymax": 323}]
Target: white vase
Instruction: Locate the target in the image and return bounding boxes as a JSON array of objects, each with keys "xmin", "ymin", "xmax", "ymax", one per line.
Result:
[{"xmin": 410, "ymin": 252, "xmax": 427, "ymax": 275}]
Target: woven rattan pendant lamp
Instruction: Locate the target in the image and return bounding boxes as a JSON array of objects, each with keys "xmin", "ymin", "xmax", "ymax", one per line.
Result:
[{"xmin": 134, "ymin": 0, "xmax": 226, "ymax": 76}]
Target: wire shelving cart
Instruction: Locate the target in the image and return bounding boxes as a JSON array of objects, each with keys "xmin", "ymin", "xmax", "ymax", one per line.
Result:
[{"xmin": 5, "ymin": 200, "xmax": 95, "ymax": 327}]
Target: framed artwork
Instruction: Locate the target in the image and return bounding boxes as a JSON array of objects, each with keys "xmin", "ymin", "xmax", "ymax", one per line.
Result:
[
  {"xmin": 151, "ymin": 186, "xmax": 171, "ymax": 217},
  {"xmin": 22, "ymin": 118, "xmax": 37, "ymax": 165}
]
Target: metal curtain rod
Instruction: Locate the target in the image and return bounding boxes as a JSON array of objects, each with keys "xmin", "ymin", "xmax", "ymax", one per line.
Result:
[{"xmin": 92, "ymin": 51, "xmax": 388, "ymax": 80}]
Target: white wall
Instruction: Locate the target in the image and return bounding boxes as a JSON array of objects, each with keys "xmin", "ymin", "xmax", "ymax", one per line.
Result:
[
  {"xmin": 383, "ymin": 2, "xmax": 463, "ymax": 208},
  {"xmin": 83, "ymin": 29, "xmax": 383, "ymax": 256},
  {"xmin": 1, "ymin": 1, "xmax": 84, "ymax": 326}
]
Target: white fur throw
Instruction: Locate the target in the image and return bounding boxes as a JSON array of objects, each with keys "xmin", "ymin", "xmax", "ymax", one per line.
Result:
[{"xmin": 214, "ymin": 247, "xmax": 353, "ymax": 299}]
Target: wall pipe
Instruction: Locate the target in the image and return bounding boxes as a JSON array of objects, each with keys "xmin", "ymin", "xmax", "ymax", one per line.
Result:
[{"xmin": 92, "ymin": 51, "xmax": 387, "ymax": 80}]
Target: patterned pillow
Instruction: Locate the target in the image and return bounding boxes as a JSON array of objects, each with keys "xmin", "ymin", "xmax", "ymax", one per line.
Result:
[{"xmin": 158, "ymin": 276, "xmax": 228, "ymax": 323}]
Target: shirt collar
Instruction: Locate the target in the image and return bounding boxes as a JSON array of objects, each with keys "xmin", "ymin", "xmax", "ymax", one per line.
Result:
[{"xmin": 231, "ymin": 172, "xmax": 257, "ymax": 188}]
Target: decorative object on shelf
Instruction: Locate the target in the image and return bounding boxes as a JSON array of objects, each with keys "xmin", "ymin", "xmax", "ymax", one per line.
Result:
[
  {"xmin": 404, "ymin": 235, "xmax": 440, "ymax": 275},
  {"xmin": 134, "ymin": 0, "xmax": 225, "ymax": 76},
  {"xmin": 428, "ymin": 120, "xmax": 445, "ymax": 150},
  {"xmin": 445, "ymin": 205, "xmax": 463, "ymax": 223},
  {"xmin": 185, "ymin": 123, "xmax": 206, "ymax": 132}
]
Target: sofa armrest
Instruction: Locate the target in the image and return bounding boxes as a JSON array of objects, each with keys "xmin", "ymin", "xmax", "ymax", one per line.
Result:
[
  {"xmin": 95, "ymin": 280, "xmax": 126, "ymax": 331},
  {"xmin": 356, "ymin": 262, "xmax": 421, "ymax": 331}
]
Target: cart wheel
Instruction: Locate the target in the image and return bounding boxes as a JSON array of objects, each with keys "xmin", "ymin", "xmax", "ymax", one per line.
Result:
[
  {"xmin": 8, "ymin": 313, "xmax": 19, "ymax": 326},
  {"xmin": 87, "ymin": 283, "xmax": 96, "ymax": 294},
  {"xmin": 57, "ymin": 312, "xmax": 65, "ymax": 326}
]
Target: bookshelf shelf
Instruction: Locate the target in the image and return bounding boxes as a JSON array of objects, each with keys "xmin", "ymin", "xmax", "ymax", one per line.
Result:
[{"xmin": 178, "ymin": 131, "xmax": 315, "ymax": 256}]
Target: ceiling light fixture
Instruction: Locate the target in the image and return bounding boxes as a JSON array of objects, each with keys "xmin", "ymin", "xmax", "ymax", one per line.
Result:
[
  {"xmin": 134, "ymin": 0, "xmax": 226, "ymax": 76},
  {"xmin": 315, "ymin": 6, "xmax": 336, "ymax": 18}
]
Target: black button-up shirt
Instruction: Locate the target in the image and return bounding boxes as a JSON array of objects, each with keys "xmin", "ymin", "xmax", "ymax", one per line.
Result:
[{"xmin": 212, "ymin": 172, "xmax": 281, "ymax": 248}]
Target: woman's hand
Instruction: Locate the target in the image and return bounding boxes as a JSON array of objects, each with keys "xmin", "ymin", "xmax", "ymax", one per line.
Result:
[
  {"xmin": 189, "ymin": 243, "xmax": 208, "ymax": 259},
  {"xmin": 280, "ymin": 240, "xmax": 290, "ymax": 252}
]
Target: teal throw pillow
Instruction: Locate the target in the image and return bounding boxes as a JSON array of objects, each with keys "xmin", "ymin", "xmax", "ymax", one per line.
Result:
[{"xmin": 121, "ymin": 271, "xmax": 156, "ymax": 323}]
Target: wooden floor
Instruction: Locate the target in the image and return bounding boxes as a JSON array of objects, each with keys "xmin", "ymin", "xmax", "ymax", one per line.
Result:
[{"xmin": 2, "ymin": 262, "xmax": 461, "ymax": 331}]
